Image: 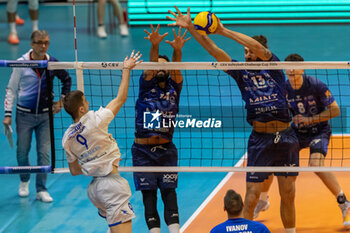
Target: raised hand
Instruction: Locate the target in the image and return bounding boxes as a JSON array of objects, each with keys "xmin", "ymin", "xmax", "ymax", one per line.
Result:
[
  {"xmin": 167, "ymin": 6, "xmax": 192, "ymax": 29},
  {"xmin": 165, "ymin": 27, "xmax": 191, "ymax": 50},
  {"xmin": 123, "ymin": 50, "xmax": 143, "ymax": 70},
  {"xmin": 144, "ymin": 24, "xmax": 168, "ymax": 45}
]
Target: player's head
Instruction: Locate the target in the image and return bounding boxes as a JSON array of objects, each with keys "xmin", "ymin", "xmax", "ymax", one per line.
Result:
[
  {"xmin": 31, "ymin": 30, "xmax": 50, "ymax": 58},
  {"xmin": 224, "ymin": 189, "xmax": 244, "ymax": 218},
  {"xmin": 64, "ymin": 90, "xmax": 89, "ymax": 121},
  {"xmin": 244, "ymin": 35, "xmax": 268, "ymax": 62},
  {"xmin": 155, "ymin": 55, "xmax": 170, "ymax": 88},
  {"xmin": 284, "ymin": 53, "xmax": 305, "ymax": 80}
]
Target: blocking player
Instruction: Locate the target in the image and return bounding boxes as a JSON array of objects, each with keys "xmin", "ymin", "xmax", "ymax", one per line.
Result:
[
  {"xmin": 132, "ymin": 24, "xmax": 190, "ymax": 233},
  {"xmin": 62, "ymin": 50, "xmax": 142, "ymax": 233},
  {"xmin": 167, "ymin": 6, "xmax": 299, "ymax": 233},
  {"xmin": 255, "ymin": 54, "xmax": 350, "ymax": 227}
]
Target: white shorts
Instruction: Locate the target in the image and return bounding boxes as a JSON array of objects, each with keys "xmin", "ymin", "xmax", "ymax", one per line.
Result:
[{"xmin": 87, "ymin": 173, "xmax": 135, "ymax": 227}]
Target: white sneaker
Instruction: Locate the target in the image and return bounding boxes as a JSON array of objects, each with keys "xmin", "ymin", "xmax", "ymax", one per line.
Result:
[
  {"xmin": 18, "ymin": 181, "xmax": 29, "ymax": 197},
  {"xmin": 119, "ymin": 24, "xmax": 129, "ymax": 36},
  {"xmin": 254, "ymin": 196, "xmax": 270, "ymax": 219},
  {"xmin": 339, "ymin": 201, "xmax": 350, "ymax": 227},
  {"xmin": 97, "ymin": 25, "xmax": 107, "ymax": 38},
  {"xmin": 36, "ymin": 191, "xmax": 53, "ymax": 202}
]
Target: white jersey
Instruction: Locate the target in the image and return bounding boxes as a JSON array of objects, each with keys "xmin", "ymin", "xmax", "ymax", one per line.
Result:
[{"xmin": 62, "ymin": 107, "xmax": 121, "ymax": 176}]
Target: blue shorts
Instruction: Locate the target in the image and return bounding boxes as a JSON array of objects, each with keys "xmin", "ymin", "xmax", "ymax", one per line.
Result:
[
  {"xmin": 132, "ymin": 142, "xmax": 178, "ymax": 190},
  {"xmin": 246, "ymin": 128, "xmax": 300, "ymax": 182},
  {"xmin": 297, "ymin": 126, "xmax": 331, "ymax": 156}
]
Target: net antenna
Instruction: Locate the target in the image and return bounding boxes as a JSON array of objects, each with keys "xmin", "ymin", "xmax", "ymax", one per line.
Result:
[
  {"xmin": 46, "ymin": 61, "xmax": 350, "ymax": 174},
  {"xmin": 72, "ymin": 0, "xmax": 84, "ymax": 92}
]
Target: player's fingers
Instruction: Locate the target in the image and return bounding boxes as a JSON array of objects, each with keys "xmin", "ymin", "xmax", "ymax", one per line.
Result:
[
  {"xmin": 144, "ymin": 29, "xmax": 151, "ymax": 35},
  {"xmin": 167, "ymin": 22, "xmax": 177, "ymax": 27},
  {"xmin": 182, "ymin": 28, "xmax": 188, "ymax": 38},
  {"xmin": 166, "ymin": 15, "xmax": 176, "ymax": 21},
  {"xmin": 130, "ymin": 50, "xmax": 135, "ymax": 58},
  {"xmin": 168, "ymin": 10, "xmax": 177, "ymax": 17},
  {"xmin": 134, "ymin": 51, "xmax": 140, "ymax": 58},
  {"xmin": 161, "ymin": 32, "xmax": 169, "ymax": 38},
  {"xmin": 135, "ymin": 53, "xmax": 142, "ymax": 60},
  {"xmin": 172, "ymin": 28, "xmax": 177, "ymax": 37},
  {"xmin": 155, "ymin": 24, "xmax": 160, "ymax": 32},
  {"xmin": 150, "ymin": 24, "xmax": 154, "ymax": 32},
  {"xmin": 136, "ymin": 59, "xmax": 143, "ymax": 64},
  {"xmin": 184, "ymin": 36, "xmax": 191, "ymax": 42},
  {"xmin": 124, "ymin": 56, "xmax": 128, "ymax": 61},
  {"xmin": 175, "ymin": 6, "xmax": 182, "ymax": 15},
  {"xmin": 178, "ymin": 26, "xmax": 182, "ymax": 36}
]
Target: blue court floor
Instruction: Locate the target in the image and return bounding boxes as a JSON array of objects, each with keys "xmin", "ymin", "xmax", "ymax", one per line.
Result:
[{"xmin": 0, "ymin": 3, "xmax": 349, "ymax": 233}]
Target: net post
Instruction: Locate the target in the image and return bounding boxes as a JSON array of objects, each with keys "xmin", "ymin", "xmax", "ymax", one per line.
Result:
[
  {"xmin": 46, "ymin": 69, "xmax": 56, "ymax": 173},
  {"xmin": 76, "ymin": 62, "xmax": 84, "ymax": 92}
]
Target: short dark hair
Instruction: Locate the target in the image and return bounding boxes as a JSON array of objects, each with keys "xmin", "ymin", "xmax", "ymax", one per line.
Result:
[
  {"xmin": 158, "ymin": 55, "xmax": 170, "ymax": 62},
  {"xmin": 285, "ymin": 53, "xmax": 304, "ymax": 61},
  {"xmin": 63, "ymin": 90, "xmax": 84, "ymax": 120},
  {"xmin": 224, "ymin": 189, "xmax": 243, "ymax": 216},
  {"xmin": 252, "ymin": 35, "xmax": 268, "ymax": 48},
  {"xmin": 31, "ymin": 30, "xmax": 49, "ymax": 42}
]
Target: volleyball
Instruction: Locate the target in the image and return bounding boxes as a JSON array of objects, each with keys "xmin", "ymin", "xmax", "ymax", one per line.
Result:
[{"xmin": 193, "ymin": 11, "xmax": 218, "ymax": 35}]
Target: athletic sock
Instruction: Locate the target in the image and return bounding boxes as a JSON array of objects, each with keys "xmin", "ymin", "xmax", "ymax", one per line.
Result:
[
  {"xmin": 168, "ymin": 223, "xmax": 180, "ymax": 233},
  {"xmin": 260, "ymin": 192, "xmax": 268, "ymax": 201},
  {"xmin": 9, "ymin": 22, "xmax": 17, "ymax": 34},
  {"xmin": 285, "ymin": 228, "xmax": 296, "ymax": 233},
  {"xmin": 149, "ymin": 227, "xmax": 161, "ymax": 233},
  {"xmin": 32, "ymin": 20, "xmax": 38, "ymax": 32}
]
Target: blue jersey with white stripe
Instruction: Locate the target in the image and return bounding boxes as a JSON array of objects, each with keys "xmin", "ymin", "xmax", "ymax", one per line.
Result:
[
  {"xmin": 225, "ymin": 54, "xmax": 291, "ymax": 125},
  {"xmin": 135, "ymin": 74, "xmax": 182, "ymax": 141},
  {"xmin": 286, "ymin": 75, "xmax": 335, "ymax": 134},
  {"xmin": 210, "ymin": 218, "xmax": 270, "ymax": 233}
]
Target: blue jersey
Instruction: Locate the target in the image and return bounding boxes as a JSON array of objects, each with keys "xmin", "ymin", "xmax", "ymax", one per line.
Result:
[
  {"xmin": 135, "ymin": 74, "xmax": 182, "ymax": 141},
  {"xmin": 286, "ymin": 75, "xmax": 335, "ymax": 134},
  {"xmin": 225, "ymin": 54, "xmax": 291, "ymax": 125},
  {"xmin": 210, "ymin": 218, "xmax": 270, "ymax": 233}
]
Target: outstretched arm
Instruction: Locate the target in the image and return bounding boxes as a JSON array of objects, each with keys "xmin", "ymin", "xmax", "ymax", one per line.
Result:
[
  {"xmin": 167, "ymin": 6, "xmax": 231, "ymax": 62},
  {"xmin": 217, "ymin": 23, "xmax": 272, "ymax": 61},
  {"xmin": 165, "ymin": 27, "xmax": 191, "ymax": 83},
  {"xmin": 143, "ymin": 24, "xmax": 169, "ymax": 80},
  {"xmin": 106, "ymin": 50, "xmax": 143, "ymax": 116}
]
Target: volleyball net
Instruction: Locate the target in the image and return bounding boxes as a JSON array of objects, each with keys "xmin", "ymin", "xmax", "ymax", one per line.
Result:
[{"xmin": 1, "ymin": 60, "xmax": 350, "ymax": 174}]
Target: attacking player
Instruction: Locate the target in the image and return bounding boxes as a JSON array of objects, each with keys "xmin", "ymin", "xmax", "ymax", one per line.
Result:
[
  {"xmin": 132, "ymin": 24, "xmax": 190, "ymax": 233},
  {"xmin": 254, "ymin": 53, "xmax": 350, "ymax": 227},
  {"xmin": 62, "ymin": 50, "xmax": 142, "ymax": 233},
  {"xmin": 167, "ymin": 6, "xmax": 299, "ymax": 233}
]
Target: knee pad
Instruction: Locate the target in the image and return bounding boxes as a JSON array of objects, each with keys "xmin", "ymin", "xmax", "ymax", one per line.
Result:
[
  {"xmin": 142, "ymin": 190, "xmax": 160, "ymax": 229},
  {"xmin": 160, "ymin": 189, "xmax": 179, "ymax": 225},
  {"xmin": 7, "ymin": 0, "xmax": 19, "ymax": 13},
  {"xmin": 28, "ymin": 0, "xmax": 39, "ymax": 10}
]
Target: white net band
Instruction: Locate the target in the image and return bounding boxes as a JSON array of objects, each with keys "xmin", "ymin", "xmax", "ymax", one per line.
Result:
[{"xmin": 47, "ymin": 61, "xmax": 350, "ymax": 70}]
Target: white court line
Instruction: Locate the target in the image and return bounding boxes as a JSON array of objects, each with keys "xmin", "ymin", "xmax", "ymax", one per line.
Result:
[{"xmin": 180, "ymin": 153, "xmax": 247, "ymax": 233}]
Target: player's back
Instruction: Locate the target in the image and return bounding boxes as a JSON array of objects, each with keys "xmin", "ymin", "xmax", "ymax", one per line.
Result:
[
  {"xmin": 62, "ymin": 107, "xmax": 121, "ymax": 176},
  {"xmin": 210, "ymin": 218, "xmax": 270, "ymax": 233}
]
